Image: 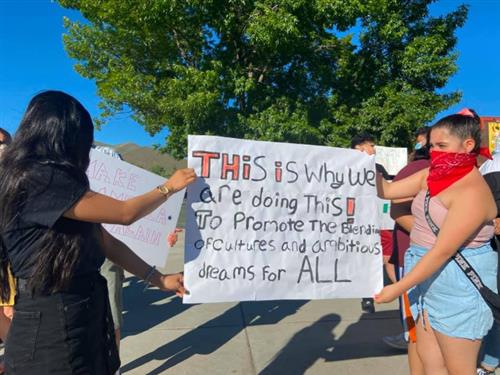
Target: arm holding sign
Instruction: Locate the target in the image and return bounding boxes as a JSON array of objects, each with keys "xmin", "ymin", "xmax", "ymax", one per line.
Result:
[
  {"xmin": 63, "ymin": 168, "xmax": 196, "ymax": 298},
  {"xmin": 100, "ymin": 227, "xmax": 186, "ymax": 296},
  {"xmin": 376, "ymin": 168, "xmax": 428, "ymax": 200},
  {"xmin": 65, "ymin": 168, "xmax": 196, "ymax": 225},
  {"xmin": 375, "ymin": 184, "xmax": 495, "ymax": 303}
]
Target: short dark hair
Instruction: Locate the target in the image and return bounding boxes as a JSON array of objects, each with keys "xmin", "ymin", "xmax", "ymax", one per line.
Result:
[
  {"xmin": 414, "ymin": 127, "xmax": 429, "ymax": 138},
  {"xmin": 431, "ymin": 109, "xmax": 481, "ymax": 153},
  {"xmin": 413, "ymin": 144, "xmax": 430, "ymax": 161},
  {"xmin": 351, "ymin": 132, "xmax": 375, "ymax": 149}
]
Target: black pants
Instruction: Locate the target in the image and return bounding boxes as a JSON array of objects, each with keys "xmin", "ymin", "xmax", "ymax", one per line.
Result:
[{"xmin": 5, "ymin": 273, "xmax": 120, "ymax": 374}]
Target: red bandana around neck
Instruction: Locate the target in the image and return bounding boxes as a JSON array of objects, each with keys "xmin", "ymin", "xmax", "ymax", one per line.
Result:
[{"xmin": 427, "ymin": 150, "xmax": 477, "ymax": 197}]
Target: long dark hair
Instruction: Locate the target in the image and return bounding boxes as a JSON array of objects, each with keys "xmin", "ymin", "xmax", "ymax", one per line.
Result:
[{"xmin": 0, "ymin": 91, "xmax": 94, "ymax": 298}]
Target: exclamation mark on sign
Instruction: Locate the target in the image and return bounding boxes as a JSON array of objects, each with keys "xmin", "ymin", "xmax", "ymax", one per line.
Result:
[{"xmin": 346, "ymin": 197, "xmax": 356, "ymax": 224}]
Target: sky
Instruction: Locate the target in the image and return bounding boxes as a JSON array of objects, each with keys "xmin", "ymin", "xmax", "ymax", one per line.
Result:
[
  {"xmin": 0, "ymin": 0, "xmax": 169, "ymax": 146},
  {"xmin": 1, "ymin": 0, "xmax": 499, "ymax": 147}
]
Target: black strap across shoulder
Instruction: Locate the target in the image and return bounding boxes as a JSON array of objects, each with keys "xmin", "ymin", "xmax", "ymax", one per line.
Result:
[
  {"xmin": 423, "ymin": 190, "xmax": 500, "ymax": 322},
  {"xmin": 424, "ymin": 191, "xmax": 486, "ymax": 291}
]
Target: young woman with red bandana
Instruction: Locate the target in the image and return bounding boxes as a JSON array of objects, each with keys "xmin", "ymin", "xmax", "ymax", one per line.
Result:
[{"xmin": 374, "ymin": 111, "xmax": 498, "ymax": 375}]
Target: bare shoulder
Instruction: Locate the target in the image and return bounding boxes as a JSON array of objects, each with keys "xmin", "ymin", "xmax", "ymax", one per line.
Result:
[
  {"xmin": 470, "ymin": 169, "xmax": 494, "ymax": 195},
  {"xmin": 450, "ymin": 174, "xmax": 496, "ymax": 218}
]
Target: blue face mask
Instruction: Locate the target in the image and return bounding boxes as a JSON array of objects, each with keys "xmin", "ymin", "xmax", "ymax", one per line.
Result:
[{"xmin": 414, "ymin": 142, "xmax": 423, "ymax": 150}]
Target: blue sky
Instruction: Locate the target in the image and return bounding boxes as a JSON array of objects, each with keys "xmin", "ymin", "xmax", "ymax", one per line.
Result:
[
  {"xmin": 1, "ymin": 1, "xmax": 499, "ymax": 147},
  {"xmin": 0, "ymin": 0, "xmax": 169, "ymax": 146}
]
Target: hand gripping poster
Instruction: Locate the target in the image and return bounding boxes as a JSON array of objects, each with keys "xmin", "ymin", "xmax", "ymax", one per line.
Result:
[{"xmin": 184, "ymin": 136, "xmax": 383, "ymax": 303}]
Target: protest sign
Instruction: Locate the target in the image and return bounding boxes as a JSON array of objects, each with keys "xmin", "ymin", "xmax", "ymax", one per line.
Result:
[
  {"xmin": 87, "ymin": 149, "xmax": 184, "ymax": 266},
  {"xmin": 375, "ymin": 146, "xmax": 407, "ymax": 176},
  {"xmin": 378, "ymin": 199, "xmax": 394, "ymax": 230},
  {"xmin": 483, "ymin": 117, "xmax": 500, "ymax": 153},
  {"xmin": 374, "ymin": 146, "xmax": 408, "ymax": 231},
  {"xmin": 184, "ymin": 136, "xmax": 383, "ymax": 303}
]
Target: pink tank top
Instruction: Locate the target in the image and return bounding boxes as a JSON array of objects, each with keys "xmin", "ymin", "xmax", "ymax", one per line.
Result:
[{"xmin": 410, "ymin": 190, "xmax": 494, "ymax": 248}]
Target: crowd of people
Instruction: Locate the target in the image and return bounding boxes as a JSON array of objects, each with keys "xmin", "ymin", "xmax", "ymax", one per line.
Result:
[{"xmin": 0, "ymin": 90, "xmax": 498, "ymax": 375}]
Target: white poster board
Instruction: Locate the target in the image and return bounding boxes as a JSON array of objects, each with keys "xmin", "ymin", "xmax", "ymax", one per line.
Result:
[
  {"xmin": 87, "ymin": 149, "xmax": 185, "ymax": 267},
  {"xmin": 375, "ymin": 146, "xmax": 408, "ymax": 176},
  {"xmin": 184, "ymin": 136, "xmax": 383, "ymax": 303},
  {"xmin": 378, "ymin": 199, "xmax": 394, "ymax": 230},
  {"xmin": 375, "ymin": 146, "xmax": 408, "ymax": 230}
]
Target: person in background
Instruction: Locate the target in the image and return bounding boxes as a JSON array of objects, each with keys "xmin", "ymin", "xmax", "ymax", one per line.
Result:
[
  {"xmin": 0, "ymin": 127, "xmax": 14, "ymax": 375},
  {"xmin": 0, "ymin": 91, "xmax": 196, "ymax": 374},
  {"xmin": 477, "ymin": 134, "xmax": 500, "ymax": 375},
  {"xmin": 375, "ymin": 111, "xmax": 497, "ymax": 375},
  {"xmin": 0, "ymin": 128, "xmax": 11, "ymax": 149},
  {"xmin": 382, "ymin": 127, "xmax": 430, "ymax": 375},
  {"xmin": 351, "ymin": 132, "xmax": 394, "ymax": 313},
  {"xmin": 409, "ymin": 127, "xmax": 429, "ymax": 162}
]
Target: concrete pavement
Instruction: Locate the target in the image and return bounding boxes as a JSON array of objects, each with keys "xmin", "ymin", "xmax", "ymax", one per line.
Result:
[{"xmin": 119, "ymin": 233, "xmax": 410, "ymax": 375}]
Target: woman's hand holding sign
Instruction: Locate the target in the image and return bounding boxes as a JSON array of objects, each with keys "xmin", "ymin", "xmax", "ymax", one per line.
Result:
[
  {"xmin": 164, "ymin": 168, "xmax": 196, "ymax": 193},
  {"xmin": 68, "ymin": 165, "xmax": 197, "ymax": 302},
  {"xmin": 374, "ymin": 283, "xmax": 402, "ymax": 304},
  {"xmin": 159, "ymin": 273, "xmax": 188, "ymax": 297}
]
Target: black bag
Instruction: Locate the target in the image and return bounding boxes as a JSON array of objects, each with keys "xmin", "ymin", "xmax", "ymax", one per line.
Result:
[{"xmin": 424, "ymin": 191, "xmax": 500, "ymax": 323}]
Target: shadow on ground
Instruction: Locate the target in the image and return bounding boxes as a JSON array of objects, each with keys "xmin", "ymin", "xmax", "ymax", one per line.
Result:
[
  {"xmin": 260, "ymin": 310, "xmax": 404, "ymax": 375},
  {"xmin": 121, "ymin": 300, "xmax": 309, "ymax": 374},
  {"xmin": 121, "ymin": 297, "xmax": 404, "ymax": 375},
  {"xmin": 121, "ymin": 276, "xmax": 194, "ymax": 340}
]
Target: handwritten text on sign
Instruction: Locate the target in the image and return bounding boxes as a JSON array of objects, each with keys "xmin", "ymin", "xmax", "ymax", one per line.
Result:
[
  {"xmin": 184, "ymin": 136, "xmax": 383, "ymax": 303},
  {"xmin": 87, "ymin": 149, "xmax": 184, "ymax": 267}
]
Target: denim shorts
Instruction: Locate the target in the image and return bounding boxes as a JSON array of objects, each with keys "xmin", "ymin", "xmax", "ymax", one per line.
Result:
[
  {"xmin": 5, "ymin": 273, "xmax": 120, "ymax": 374},
  {"xmin": 404, "ymin": 243, "xmax": 498, "ymax": 340}
]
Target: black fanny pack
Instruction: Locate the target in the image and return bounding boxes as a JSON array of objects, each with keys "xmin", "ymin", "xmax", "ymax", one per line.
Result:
[{"xmin": 424, "ymin": 191, "xmax": 500, "ymax": 323}]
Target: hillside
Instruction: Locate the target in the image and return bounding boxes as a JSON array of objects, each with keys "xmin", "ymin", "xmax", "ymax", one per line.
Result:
[{"xmin": 95, "ymin": 141, "xmax": 186, "ymax": 176}]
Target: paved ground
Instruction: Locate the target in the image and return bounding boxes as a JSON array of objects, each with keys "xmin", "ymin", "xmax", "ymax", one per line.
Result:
[
  {"xmin": 119, "ymin": 233, "xmax": 411, "ymax": 375},
  {"xmin": 1, "ymin": 232, "xmax": 496, "ymax": 374}
]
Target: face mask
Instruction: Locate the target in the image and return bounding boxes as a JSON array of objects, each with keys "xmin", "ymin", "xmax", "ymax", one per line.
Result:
[
  {"xmin": 427, "ymin": 150, "xmax": 477, "ymax": 196},
  {"xmin": 414, "ymin": 143, "xmax": 423, "ymax": 151}
]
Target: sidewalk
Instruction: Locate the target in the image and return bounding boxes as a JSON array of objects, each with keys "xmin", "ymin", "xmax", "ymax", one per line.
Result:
[{"xmin": 119, "ymin": 233, "xmax": 410, "ymax": 375}]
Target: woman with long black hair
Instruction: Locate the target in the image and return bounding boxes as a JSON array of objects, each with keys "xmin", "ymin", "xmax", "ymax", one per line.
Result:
[{"xmin": 0, "ymin": 90, "xmax": 196, "ymax": 374}]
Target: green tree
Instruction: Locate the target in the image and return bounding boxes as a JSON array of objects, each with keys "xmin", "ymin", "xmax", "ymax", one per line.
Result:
[{"xmin": 59, "ymin": 0, "xmax": 467, "ymax": 158}]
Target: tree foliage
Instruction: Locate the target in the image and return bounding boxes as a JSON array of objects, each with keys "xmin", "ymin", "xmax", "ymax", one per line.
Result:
[{"xmin": 59, "ymin": 0, "xmax": 467, "ymax": 158}]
